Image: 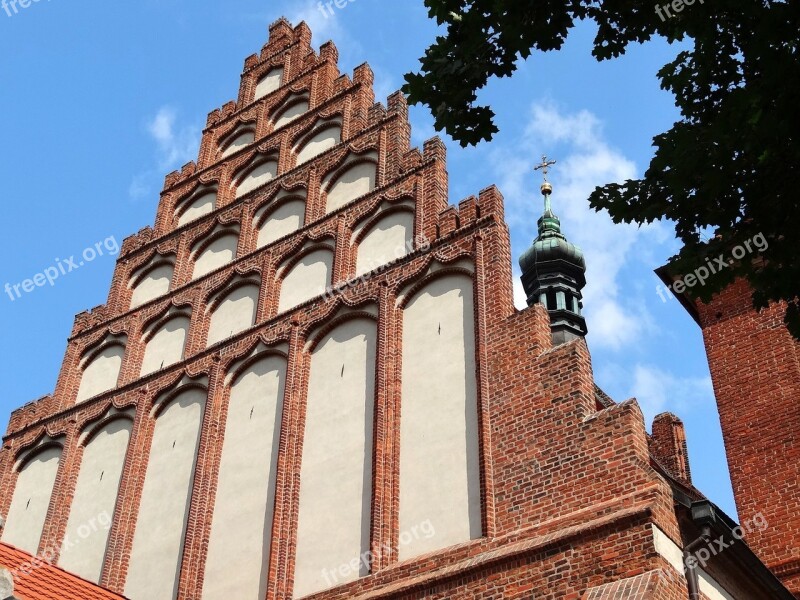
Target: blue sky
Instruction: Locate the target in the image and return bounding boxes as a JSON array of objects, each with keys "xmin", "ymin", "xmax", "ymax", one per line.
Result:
[{"xmin": 0, "ymin": 1, "xmax": 735, "ymax": 516}]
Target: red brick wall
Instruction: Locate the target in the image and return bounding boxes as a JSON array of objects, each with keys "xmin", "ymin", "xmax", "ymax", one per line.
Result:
[
  {"xmin": 0, "ymin": 17, "xmax": 692, "ymax": 600},
  {"xmin": 650, "ymin": 413, "xmax": 692, "ymax": 484},
  {"xmin": 696, "ymin": 278, "xmax": 800, "ymax": 594}
]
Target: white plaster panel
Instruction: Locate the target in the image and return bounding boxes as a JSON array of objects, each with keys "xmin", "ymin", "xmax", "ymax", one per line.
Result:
[
  {"xmin": 125, "ymin": 389, "xmax": 206, "ymax": 600},
  {"xmin": 296, "ymin": 126, "xmax": 340, "ymax": 165},
  {"xmin": 202, "ymin": 356, "xmax": 286, "ymax": 600},
  {"xmin": 206, "ymin": 284, "xmax": 259, "ymax": 347},
  {"xmin": 399, "ymin": 274, "xmax": 481, "ymax": 559},
  {"xmin": 140, "ymin": 316, "xmax": 190, "ymax": 376},
  {"xmin": 221, "ymin": 130, "xmax": 255, "ymax": 158},
  {"xmin": 254, "ymin": 68, "xmax": 283, "ymax": 99},
  {"xmin": 76, "ymin": 345, "xmax": 125, "ymax": 403},
  {"xmin": 236, "ymin": 161, "xmax": 277, "ymax": 198},
  {"xmin": 131, "ymin": 264, "xmax": 173, "ymax": 308},
  {"xmin": 652, "ymin": 526, "xmax": 685, "ymax": 574},
  {"xmin": 355, "ymin": 211, "xmax": 414, "ymax": 277},
  {"xmin": 59, "ymin": 419, "xmax": 132, "ymax": 582},
  {"xmin": 652, "ymin": 526, "xmax": 736, "ymax": 600},
  {"xmin": 1, "ymin": 447, "xmax": 62, "ymax": 554},
  {"xmin": 256, "ymin": 200, "xmax": 305, "ymax": 248},
  {"xmin": 192, "ymin": 234, "xmax": 238, "ymax": 279},
  {"xmin": 698, "ymin": 568, "xmax": 736, "ymax": 600},
  {"xmin": 177, "ymin": 192, "xmax": 217, "ymax": 227},
  {"xmin": 273, "ymin": 100, "xmax": 309, "ymax": 129},
  {"xmin": 277, "ymin": 249, "xmax": 332, "ymax": 313},
  {"xmin": 293, "ymin": 319, "xmax": 376, "ymax": 597},
  {"xmin": 325, "ymin": 162, "xmax": 377, "ymax": 214}
]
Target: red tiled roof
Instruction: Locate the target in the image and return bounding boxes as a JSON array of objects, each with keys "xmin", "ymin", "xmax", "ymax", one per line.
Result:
[{"xmin": 0, "ymin": 542, "xmax": 127, "ymax": 600}]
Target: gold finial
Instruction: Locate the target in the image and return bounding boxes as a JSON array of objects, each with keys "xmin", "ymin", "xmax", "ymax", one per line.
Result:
[{"xmin": 534, "ymin": 154, "xmax": 555, "ymax": 210}]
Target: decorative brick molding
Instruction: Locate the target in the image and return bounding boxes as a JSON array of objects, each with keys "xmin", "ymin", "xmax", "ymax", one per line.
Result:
[{"xmin": 5, "ymin": 18, "xmax": 787, "ymax": 600}]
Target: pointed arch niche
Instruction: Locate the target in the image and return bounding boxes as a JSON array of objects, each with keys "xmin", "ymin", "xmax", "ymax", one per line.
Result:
[
  {"xmin": 192, "ymin": 229, "xmax": 240, "ymax": 280},
  {"xmin": 295, "ymin": 119, "xmax": 342, "ymax": 165},
  {"xmin": 202, "ymin": 349, "xmax": 287, "ymax": 600},
  {"xmin": 75, "ymin": 335, "xmax": 126, "ymax": 404},
  {"xmin": 176, "ymin": 188, "xmax": 218, "ymax": 227},
  {"xmin": 129, "ymin": 256, "xmax": 175, "ymax": 309},
  {"xmin": 398, "ymin": 266, "xmax": 482, "ymax": 559},
  {"xmin": 140, "ymin": 310, "xmax": 191, "ymax": 376},
  {"xmin": 277, "ymin": 245, "xmax": 334, "ymax": 314},
  {"xmin": 354, "ymin": 204, "xmax": 415, "ymax": 277},
  {"xmin": 235, "ymin": 157, "xmax": 278, "ymax": 199},
  {"xmin": 1, "ymin": 441, "xmax": 63, "ymax": 554},
  {"xmin": 220, "ymin": 125, "xmax": 256, "ymax": 158},
  {"xmin": 59, "ymin": 413, "xmax": 133, "ymax": 582},
  {"xmin": 323, "ymin": 152, "xmax": 378, "ymax": 214},
  {"xmin": 293, "ymin": 314, "xmax": 377, "ymax": 597},
  {"xmin": 254, "ymin": 190, "xmax": 307, "ymax": 249},
  {"xmin": 254, "ymin": 67, "xmax": 284, "ymax": 100},
  {"xmin": 206, "ymin": 279, "xmax": 261, "ymax": 347},
  {"xmin": 125, "ymin": 383, "xmax": 207, "ymax": 600},
  {"xmin": 272, "ymin": 94, "xmax": 309, "ymax": 130}
]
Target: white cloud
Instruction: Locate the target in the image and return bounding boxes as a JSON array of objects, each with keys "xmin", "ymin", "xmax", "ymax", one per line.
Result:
[
  {"xmin": 128, "ymin": 106, "xmax": 200, "ymax": 201},
  {"xmin": 492, "ymin": 99, "xmax": 669, "ymax": 350},
  {"xmin": 287, "ymin": 0, "xmax": 343, "ymax": 45},
  {"xmin": 408, "ymin": 104, "xmax": 440, "ymax": 148},
  {"xmin": 629, "ymin": 364, "xmax": 714, "ymax": 427},
  {"xmin": 371, "ymin": 64, "xmax": 398, "ymax": 106},
  {"xmin": 128, "ymin": 174, "xmax": 151, "ymax": 201},
  {"xmin": 146, "ymin": 106, "xmax": 200, "ymax": 170}
]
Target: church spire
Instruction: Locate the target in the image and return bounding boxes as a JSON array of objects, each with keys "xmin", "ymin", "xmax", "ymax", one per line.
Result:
[{"xmin": 519, "ymin": 155, "xmax": 588, "ymax": 344}]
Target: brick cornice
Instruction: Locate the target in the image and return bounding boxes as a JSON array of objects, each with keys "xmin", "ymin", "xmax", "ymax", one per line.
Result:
[
  {"xmin": 197, "ymin": 69, "xmax": 359, "ymax": 174},
  {"xmin": 313, "ymin": 493, "xmax": 660, "ymax": 600},
  {"xmin": 6, "ymin": 217, "xmax": 500, "ymax": 441}
]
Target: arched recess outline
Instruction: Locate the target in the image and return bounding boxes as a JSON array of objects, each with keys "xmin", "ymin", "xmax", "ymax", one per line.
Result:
[
  {"xmin": 59, "ymin": 413, "xmax": 134, "ymax": 582},
  {"xmin": 125, "ymin": 382, "xmax": 208, "ymax": 600},
  {"xmin": 293, "ymin": 312, "xmax": 378, "ymax": 597},
  {"xmin": 202, "ymin": 350, "xmax": 287, "ymax": 599},
  {"xmin": 397, "ymin": 266, "xmax": 483, "ymax": 560},
  {"xmin": 1, "ymin": 440, "xmax": 64, "ymax": 554}
]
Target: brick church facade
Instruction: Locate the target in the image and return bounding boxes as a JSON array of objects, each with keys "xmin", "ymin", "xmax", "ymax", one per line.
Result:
[{"xmin": 0, "ymin": 18, "xmax": 796, "ymax": 600}]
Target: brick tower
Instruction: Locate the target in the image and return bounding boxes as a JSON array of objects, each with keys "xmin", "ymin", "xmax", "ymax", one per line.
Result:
[
  {"xmin": 0, "ymin": 18, "xmax": 794, "ymax": 600},
  {"xmin": 659, "ymin": 272, "xmax": 800, "ymax": 596}
]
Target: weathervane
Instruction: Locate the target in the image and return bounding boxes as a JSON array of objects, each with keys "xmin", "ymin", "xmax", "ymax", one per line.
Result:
[
  {"xmin": 534, "ymin": 154, "xmax": 556, "ymax": 183},
  {"xmin": 533, "ymin": 154, "xmax": 556, "ymax": 212}
]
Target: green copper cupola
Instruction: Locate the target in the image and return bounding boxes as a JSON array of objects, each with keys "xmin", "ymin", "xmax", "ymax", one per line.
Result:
[{"xmin": 519, "ymin": 156, "xmax": 588, "ymax": 344}]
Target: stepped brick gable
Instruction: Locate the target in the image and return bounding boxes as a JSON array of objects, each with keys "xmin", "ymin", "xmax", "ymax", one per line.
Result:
[{"xmin": 1, "ymin": 17, "xmax": 794, "ymax": 600}]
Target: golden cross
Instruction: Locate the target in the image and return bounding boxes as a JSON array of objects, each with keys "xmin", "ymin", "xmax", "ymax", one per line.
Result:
[{"xmin": 533, "ymin": 155, "xmax": 556, "ymax": 183}]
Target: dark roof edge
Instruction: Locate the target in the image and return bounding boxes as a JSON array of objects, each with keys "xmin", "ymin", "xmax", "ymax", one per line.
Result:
[
  {"xmin": 655, "ymin": 265, "xmax": 702, "ymax": 327},
  {"xmin": 686, "ymin": 499, "xmax": 794, "ymax": 599}
]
